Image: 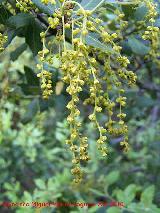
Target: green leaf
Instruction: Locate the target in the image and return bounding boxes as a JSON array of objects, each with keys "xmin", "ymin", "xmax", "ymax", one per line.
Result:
[
  {"xmin": 24, "ymin": 66, "xmax": 39, "ymax": 86},
  {"xmin": 47, "ymin": 178, "xmax": 55, "ymax": 189},
  {"xmin": 23, "ymin": 191, "xmax": 32, "ymax": 202},
  {"xmin": 10, "ymin": 43, "xmax": 27, "ymax": 61},
  {"xmin": 4, "ymin": 182, "xmax": 14, "ymax": 190},
  {"xmin": 25, "ymin": 20, "xmax": 42, "ymax": 55},
  {"xmin": 22, "ymin": 99, "xmax": 39, "ymax": 124},
  {"xmin": 35, "ymin": 179, "xmax": 46, "ymax": 190},
  {"xmin": 7, "ymin": 13, "xmax": 33, "ymax": 28},
  {"xmin": 121, "ymin": 4, "xmax": 136, "ymax": 19},
  {"xmin": 44, "ymin": 63, "xmax": 58, "ymax": 73},
  {"xmin": 88, "ymin": 206, "xmax": 100, "ymax": 213},
  {"xmin": 81, "ymin": 0, "xmax": 105, "ymax": 10},
  {"xmin": 155, "ymin": 18, "xmax": 160, "ymax": 28},
  {"xmin": 6, "ymin": 29, "xmax": 22, "ymax": 46},
  {"xmin": 89, "ymin": 188, "xmax": 105, "ymax": 196},
  {"xmin": 20, "ymin": 84, "xmax": 40, "ymax": 95},
  {"xmin": 7, "ymin": 13, "xmax": 42, "ymax": 55},
  {"xmin": 105, "ymin": 171, "xmax": 120, "ymax": 186},
  {"xmin": 116, "ymin": 190, "xmax": 125, "ymax": 203},
  {"xmin": 127, "ymin": 203, "xmax": 143, "ymax": 213},
  {"xmin": 107, "ymin": 207, "xmax": 121, "ymax": 213},
  {"xmin": 134, "ymin": 5, "xmax": 148, "ymax": 21},
  {"xmin": 106, "ymin": 0, "xmax": 137, "ymax": 4},
  {"xmin": 124, "ymin": 184, "xmax": 137, "ymax": 205},
  {"xmin": 128, "ymin": 203, "xmax": 160, "ymax": 213},
  {"xmin": 128, "ymin": 36, "xmax": 150, "ymax": 55},
  {"xmin": 135, "ymin": 95, "xmax": 155, "ymax": 108},
  {"xmin": 85, "ymin": 34, "xmax": 114, "ymax": 54},
  {"xmin": 150, "ymin": 205, "xmax": 160, "ymax": 213},
  {"xmin": 141, "ymin": 185, "xmax": 155, "ymax": 206},
  {"xmin": 32, "ymin": 0, "xmax": 57, "ymax": 15},
  {"xmin": 0, "ymin": 6, "xmax": 12, "ymax": 24},
  {"xmin": 39, "ymin": 98, "xmax": 49, "ymax": 112},
  {"xmin": 116, "ymin": 184, "xmax": 137, "ymax": 205}
]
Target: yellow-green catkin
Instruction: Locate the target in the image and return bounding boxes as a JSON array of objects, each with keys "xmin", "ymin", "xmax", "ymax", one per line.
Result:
[
  {"xmin": 16, "ymin": 0, "xmax": 34, "ymax": 12},
  {"xmin": 0, "ymin": 33, "xmax": 7, "ymax": 53},
  {"xmin": 41, "ymin": 0, "xmax": 56, "ymax": 5},
  {"xmin": 37, "ymin": 32, "xmax": 53, "ymax": 99},
  {"xmin": 142, "ymin": 0, "xmax": 160, "ymax": 62},
  {"xmin": 6, "ymin": 2, "xmax": 16, "ymax": 15}
]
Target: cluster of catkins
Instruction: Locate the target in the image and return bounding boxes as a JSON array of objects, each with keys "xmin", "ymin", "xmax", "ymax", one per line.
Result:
[
  {"xmin": 35, "ymin": 0, "xmax": 138, "ymax": 184},
  {"xmin": 37, "ymin": 31, "xmax": 54, "ymax": 99},
  {"xmin": 141, "ymin": 0, "xmax": 160, "ymax": 62},
  {"xmin": 10, "ymin": 0, "xmax": 159, "ymax": 183}
]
